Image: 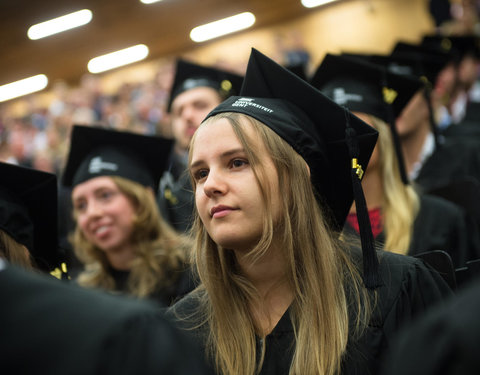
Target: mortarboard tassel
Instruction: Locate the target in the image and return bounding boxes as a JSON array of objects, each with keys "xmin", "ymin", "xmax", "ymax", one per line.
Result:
[{"xmin": 344, "ymin": 111, "xmax": 382, "ymax": 289}]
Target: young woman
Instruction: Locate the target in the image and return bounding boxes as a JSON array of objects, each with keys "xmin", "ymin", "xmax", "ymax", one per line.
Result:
[
  {"xmin": 310, "ymin": 53, "xmax": 475, "ymax": 269},
  {"xmin": 0, "ymin": 161, "xmax": 62, "ymax": 273},
  {"xmin": 168, "ymin": 49, "xmax": 452, "ymax": 375},
  {"xmin": 63, "ymin": 125, "xmax": 193, "ymax": 305}
]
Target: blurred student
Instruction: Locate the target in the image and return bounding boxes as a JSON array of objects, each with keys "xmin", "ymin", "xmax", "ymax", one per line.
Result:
[
  {"xmin": 158, "ymin": 60, "xmax": 243, "ymax": 232},
  {"xmin": 63, "ymin": 125, "xmax": 193, "ymax": 305}
]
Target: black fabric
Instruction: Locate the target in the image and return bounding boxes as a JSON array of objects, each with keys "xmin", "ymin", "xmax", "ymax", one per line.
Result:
[
  {"xmin": 157, "ymin": 152, "xmax": 195, "ymax": 233},
  {"xmin": 381, "ymin": 278, "xmax": 480, "ymax": 375},
  {"xmin": 167, "ymin": 249, "xmax": 452, "ymax": 375},
  {"xmin": 168, "ymin": 59, "xmax": 244, "ymax": 112},
  {"xmin": 0, "ymin": 263, "xmax": 210, "ymax": 375},
  {"xmin": 0, "ymin": 162, "xmax": 60, "ymax": 272},
  {"xmin": 413, "ymin": 137, "xmax": 480, "ymax": 192},
  {"xmin": 107, "ymin": 263, "xmax": 196, "ymax": 306},
  {"xmin": 62, "ymin": 125, "xmax": 174, "ymax": 191}
]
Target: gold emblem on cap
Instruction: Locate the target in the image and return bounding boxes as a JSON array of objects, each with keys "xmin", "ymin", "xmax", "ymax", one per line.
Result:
[
  {"xmin": 352, "ymin": 158, "xmax": 364, "ymax": 180},
  {"xmin": 164, "ymin": 188, "xmax": 179, "ymax": 205},
  {"xmin": 441, "ymin": 38, "xmax": 452, "ymax": 51},
  {"xmin": 221, "ymin": 79, "xmax": 232, "ymax": 92},
  {"xmin": 382, "ymin": 87, "xmax": 398, "ymax": 104},
  {"xmin": 50, "ymin": 262, "xmax": 69, "ymax": 280}
]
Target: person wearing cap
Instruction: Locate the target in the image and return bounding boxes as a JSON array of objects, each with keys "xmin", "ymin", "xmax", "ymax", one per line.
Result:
[
  {"xmin": 311, "ymin": 53, "xmax": 476, "ymax": 269},
  {"xmin": 0, "ymin": 259, "xmax": 211, "ymax": 375},
  {"xmin": 157, "ymin": 59, "xmax": 243, "ymax": 233},
  {"xmin": 62, "ymin": 125, "xmax": 193, "ymax": 305},
  {"xmin": 167, "ymin": 49, "xmax": 451, "ymax": 375},
  {"xmin": 0, "ymin": 161, "xmax": 65, "ymax": 274}
]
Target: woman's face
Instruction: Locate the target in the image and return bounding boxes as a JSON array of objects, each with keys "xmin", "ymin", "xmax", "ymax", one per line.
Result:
[
  {"xmin": 72, "ymin": 176, "xmax": 136, "ymax": 256},
  {"xmin": 190, "ymin": 117, "xmax": 281, "ymax": 252}
]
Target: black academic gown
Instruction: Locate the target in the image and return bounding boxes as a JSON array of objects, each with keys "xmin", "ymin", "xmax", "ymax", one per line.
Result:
[
  {"xmin": 109, "ymin": 263, "xmax": 196, "ymax": 306},
  {"xmin": 167, "ymin": 250, "xmax": 452, "ymax": 375},
  {"xmin": 414, "ymin": 137, "xmax": 480, "ymax": 193},
  {"xmin": 157, "ymin": 151, "xmax": 195, "ymax": 233},
  {"xmin": 380, "ymin": 277, "xmax": 480, "ymax": 375},
  {"xmin": 344, "ymin": 195, "xmax": 476, "ymax": 269},
  {"xmin": 0, "ymin": 263, "xmax": 209, "ymax": 375}
]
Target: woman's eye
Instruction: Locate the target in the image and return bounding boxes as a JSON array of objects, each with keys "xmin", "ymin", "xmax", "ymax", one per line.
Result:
[
  {"xmin": 231, "ymin": 159, "xmax": 248, "ymax": 168},
  {"xmin": 193, "ymin": 169, "xmax": 208, "ymax": 181},
  {"xmin": 74, "ymin": 201, "xmax": 86, "ymax": 212},
  {"xmin": 99, "ymin": 190, "xmax": 115, "ymax": 200}
]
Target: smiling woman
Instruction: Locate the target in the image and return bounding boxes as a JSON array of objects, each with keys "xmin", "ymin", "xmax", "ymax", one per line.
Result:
[{"xmin": 62, "ymin": 125, "xmax": 194, "ymax": 305}]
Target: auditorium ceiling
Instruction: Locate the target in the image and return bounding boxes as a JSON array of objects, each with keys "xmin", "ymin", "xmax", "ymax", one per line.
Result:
[{"xmin": 1, "ymin": 0, "xmax": 311, "ymax": 86}]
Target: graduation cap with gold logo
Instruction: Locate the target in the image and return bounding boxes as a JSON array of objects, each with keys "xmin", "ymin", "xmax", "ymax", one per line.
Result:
[
  {"xmin": 204, "ymin": 48, "xmax": 381, "ymax": 289},
  {"xmin": 310, "ymin": 53, "xmax": 423, "ymax": 185},
  {"xmin": 167, "ymin": 59, "xmax": 244, "ymax": 112}
]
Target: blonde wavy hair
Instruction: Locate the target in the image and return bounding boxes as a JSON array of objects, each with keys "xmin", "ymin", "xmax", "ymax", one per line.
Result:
[
  {"xmin": 184, "ymin": 112, "xmax": 372, "ymax": 375},
  {"xmin": 369, "ymin": 115, "xmax": 420, "ymax": 254},
  {"xmin": 0, "ymin": 230, "xmax": 34, "ymax": 270},
  {"xmin": 72, "ymin": 176, "xmax": 189, "ymax": 299}
]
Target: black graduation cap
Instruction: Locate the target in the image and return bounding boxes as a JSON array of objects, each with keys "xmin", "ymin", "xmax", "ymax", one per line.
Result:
[
  {"xmin": 204, "ymin": 48, "xmax": 381, "ymax": 289},
  {"xmin": 62, "ymin": 125, "xmax": 174, "ymax": 192},
  {"xmin": 0, "ymin": 162, "xmax": 60, "ymax": 272},
  {"xmin": 167, "ymin": 59, "xmax": 244, "ymax": 112},
  {"xmin": 391, "ymin": 42, "xmax": 452, "ymax": 85},
  {"xmin": 310, "ymin": 53, "xmax": 424, "ymax": 184},
  {"xmin": 341, "ymin": 50, "xmax": 442, "ymax": 146},
  {"xmin": 284, "ymin": 61, "xmax": 308, "ymax": 81},
  {"xmin": 422, "ymin": 34, "xmax": 480, "ymax": 59}
]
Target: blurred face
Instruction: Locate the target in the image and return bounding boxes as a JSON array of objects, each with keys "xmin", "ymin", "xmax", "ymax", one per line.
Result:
[
  {"xmin": 434, "ymin": 63, "xmax": 457, "ymax": 99},
  {"xmin": 395, "ymin": 90, "xmax": 430, "ymax": 138},
  {"xmin": 170, "ymin": 86, "xmax": 222, "ymax": 152},
  {"xmin": 190, "ymin": 117, "xmax": 281, "ymax": 252},
  {"xmin": 72, "ymin": 176, "xmax": 136, "ymax": 255},
  {"xmin": 458, "ymin": 55, "xmax": 478, "ymax": 89}
]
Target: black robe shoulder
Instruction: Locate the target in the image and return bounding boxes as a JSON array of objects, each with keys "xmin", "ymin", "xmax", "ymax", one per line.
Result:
[
  {"xmin": 381, "ymin": 278, "xmax": 480, "ymax": 375},
  {"xmin": 0, "ymin": 263, "xmax": 209, "ymax": 375},
  {"xmin": 409, "ymin": 194, "xmax": 479, "ymax": 268},
  {"xmin": 167, "ymin": 250, "xmax": 452, "ymax": 375},
  {"xmin": 414, "ymin": 137, "xmax": 480, "ymax": 192}
]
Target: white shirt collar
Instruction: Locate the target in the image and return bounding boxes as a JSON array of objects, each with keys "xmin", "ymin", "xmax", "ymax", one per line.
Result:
[{"xmin": 409, "ymin": 132, "xmax": 435, "ymax": 181}]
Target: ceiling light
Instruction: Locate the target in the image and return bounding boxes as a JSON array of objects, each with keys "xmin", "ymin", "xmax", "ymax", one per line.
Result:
[
  {"xmin": 190, "ymin": 12, "xmax": 256, "ymax": 43},
  {"xmin": 140, "ymin": 0, "xmax": 164, "ymax": 3},
  {"xmin": 0, "ymin": 74, "xmax": 48, "ymax": 102},
  {"xmin": 87, "ymin": 44, "xmax": 149, "ymax": 74},
  {"xmin": 301, "ymin": 0, "xmax": 338, "ymax": 8},
  {"xmin": 27, "ymin": 9, "xmax": 93, "ymax": 40}
]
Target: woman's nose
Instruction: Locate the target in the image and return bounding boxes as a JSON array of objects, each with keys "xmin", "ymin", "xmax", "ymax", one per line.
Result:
[{"xmin": 203, "ymin": 170, "xmax": 227, "ymax": 197}]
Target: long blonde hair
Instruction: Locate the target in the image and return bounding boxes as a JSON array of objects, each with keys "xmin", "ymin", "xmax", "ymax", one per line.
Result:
[
  {"xmin": 72, "ymin": 176, "xmax": 189, "ymax": 299},
  {"xmin": 370, "ymin": 115, "xmax": 420, "ymax": 254},
  {"xmin": 185, "ymin": 112, "xmax": 372, "ymax": 375}
]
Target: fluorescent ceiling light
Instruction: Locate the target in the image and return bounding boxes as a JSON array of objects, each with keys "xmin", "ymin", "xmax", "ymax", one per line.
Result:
[
  {"xmin": 87, "ymin": 44, "xmax": 149, "ymax": 74},
  {"xmin": 27, "ymin": 9, "xmax": 93, "ymax": 40},
  {"xmin": 190, "ymin": 12, "xmax": 256, "ymax": 42},
  {"xmin": 140, "ymin": 0, "xmax": 164, "ymax": 3},
  {"xmin": 0, "ymin": 74, "xmax": 48, "ymax": 102},
  {"xmin": 301, "ymin": 0, "xmax": 338, "ymax": 8}
]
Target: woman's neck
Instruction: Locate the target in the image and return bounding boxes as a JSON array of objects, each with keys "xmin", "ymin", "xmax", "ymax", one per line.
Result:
[
  {"xmin": 235, "ymin": 245, "xmax": 294, "ymax": 336},
  {"xmin": 105, "ymin": 245, "xmax": 136, "ymax": 271},
  {"xmin": 400, "ymin": 123, "xmax": 431, "ymax": 176}
]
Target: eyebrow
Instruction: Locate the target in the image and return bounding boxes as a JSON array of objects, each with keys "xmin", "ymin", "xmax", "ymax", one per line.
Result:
[{"xmin": 190, "ymin": 148, "xmax": 246, "ymax": 170}]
